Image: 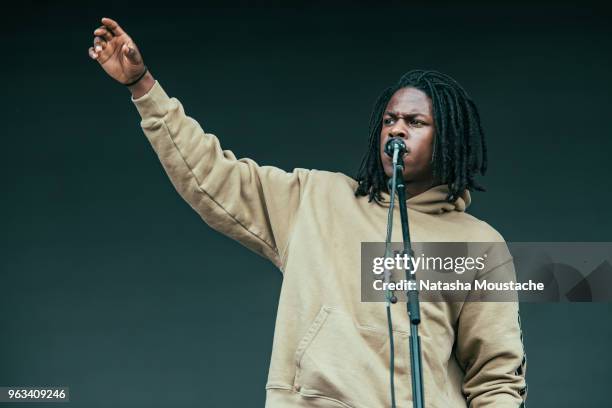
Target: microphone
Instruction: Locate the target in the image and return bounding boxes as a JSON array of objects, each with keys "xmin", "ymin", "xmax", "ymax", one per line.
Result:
[{"xmin": 384, "ymin": 137, "xmax": 407, "ymax": 159}]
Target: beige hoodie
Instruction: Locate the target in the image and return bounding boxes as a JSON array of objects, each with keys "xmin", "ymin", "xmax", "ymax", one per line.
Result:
[{"xmin": 131, "ymin": 81, "xmax": 527, "ymax": 408}]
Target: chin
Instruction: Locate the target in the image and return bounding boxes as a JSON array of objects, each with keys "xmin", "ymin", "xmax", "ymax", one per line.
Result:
[{"xmin": 382, "ymin": 162, "xmax": 412, "ymax": 180}]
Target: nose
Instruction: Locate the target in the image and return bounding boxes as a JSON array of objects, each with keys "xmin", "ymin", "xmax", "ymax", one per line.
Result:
[{"xmin": 388, "ymin": 123, "xmax": 407, "ymax": 139}]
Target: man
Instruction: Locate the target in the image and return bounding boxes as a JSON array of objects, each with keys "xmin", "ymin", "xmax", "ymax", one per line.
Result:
[{"xmin": 89, "ymin": 16, "xmax": 527, "ymax": 407}]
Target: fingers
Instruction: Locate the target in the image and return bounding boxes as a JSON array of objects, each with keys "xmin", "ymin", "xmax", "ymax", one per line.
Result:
[
  {"xmin": 88, "ymin": 46, "xmax": 98, "ymax": 60},
  {"xmin": 89, "ymin": 17, "xmax": 134, "ymax": 64},
  {"xmin": 93, "ymin": 36, "xmax": 106, "ymax": 53},
  {"xmin": 101, "ymin": 17, "xmax": 126, "ymax": 36},
  {"xmin": 94, "ymin": 25, "xmax": 113, "ymax": 41}
]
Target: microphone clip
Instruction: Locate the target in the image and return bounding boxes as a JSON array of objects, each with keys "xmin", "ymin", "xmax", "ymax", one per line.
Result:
[{"xmin": 384, "ymin": 137, "xmax": 407, "ymax": 160}]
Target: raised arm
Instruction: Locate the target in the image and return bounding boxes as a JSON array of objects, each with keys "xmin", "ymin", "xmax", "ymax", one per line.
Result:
[{"xmin": 88, "ymin": 17, "xmax": 310, "ymax": 270}]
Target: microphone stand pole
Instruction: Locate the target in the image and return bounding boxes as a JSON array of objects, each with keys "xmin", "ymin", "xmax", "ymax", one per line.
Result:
[{"xmin": 392, "ymin": 161, "xmax": 425, "ymax": 408}]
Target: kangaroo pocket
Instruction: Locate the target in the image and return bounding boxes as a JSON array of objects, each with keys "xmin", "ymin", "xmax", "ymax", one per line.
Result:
[{"xmin": 293, "ymin": 306, "xmax": 400, "ymax": 408}]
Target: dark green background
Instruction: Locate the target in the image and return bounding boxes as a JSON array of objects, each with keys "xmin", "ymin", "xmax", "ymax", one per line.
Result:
[{"xmin": 3, "ymin": 1, "xmax": 611, "ymax": 406}]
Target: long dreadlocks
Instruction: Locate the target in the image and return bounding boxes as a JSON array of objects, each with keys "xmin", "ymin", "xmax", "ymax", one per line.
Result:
[{"xmin": 354, "ymin": 69, "xmax": 488, "ymax": 203}]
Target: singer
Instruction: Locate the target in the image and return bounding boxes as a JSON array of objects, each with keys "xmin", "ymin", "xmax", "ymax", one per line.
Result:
[{"xmin": 89, "ymin": 17, "xmax": 527, "ymax": 408}]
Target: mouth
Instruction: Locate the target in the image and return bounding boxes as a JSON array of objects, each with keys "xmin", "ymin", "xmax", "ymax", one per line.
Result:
[{"xmin": 384, "ymin": 150, "xmax": 411, "ymax": 164}]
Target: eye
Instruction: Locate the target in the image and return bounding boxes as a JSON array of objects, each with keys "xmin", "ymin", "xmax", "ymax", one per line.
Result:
[
  {"xmin": 409, "ymin": 119, "xmax": 424, "ymax": 127},
  {"xmin": 383, "ymin": 117, "xmax": 394, "ymax": 126}
]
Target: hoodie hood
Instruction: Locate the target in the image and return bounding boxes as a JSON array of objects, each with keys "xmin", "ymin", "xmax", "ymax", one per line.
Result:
[{"xmin": 374, "ymin": 184, "xmax": 471, "ymax": 214}]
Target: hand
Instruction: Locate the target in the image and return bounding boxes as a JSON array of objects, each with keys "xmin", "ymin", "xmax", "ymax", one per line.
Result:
[{"xmin": 88, "ymin": 17, "xmax": 147, "ymax": 85}]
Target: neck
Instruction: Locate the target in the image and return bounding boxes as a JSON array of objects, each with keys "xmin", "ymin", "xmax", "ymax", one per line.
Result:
[
  {"xmin": 385, "ymin": 176, "xmax": 441, "ymax": 199},
  {"xmin": 405, "ymin": 179, "xmax": 439, "ymax": 198}
]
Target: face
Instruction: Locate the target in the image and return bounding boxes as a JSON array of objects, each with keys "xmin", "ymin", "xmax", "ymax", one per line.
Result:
[{"xmin": 379, "ymin": 87, "xmax": 436, "ymax": 187}]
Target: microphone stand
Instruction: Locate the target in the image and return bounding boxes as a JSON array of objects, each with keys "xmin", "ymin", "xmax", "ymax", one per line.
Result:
[{"xmin": 390, "ymin": 149, "xmax": 425, "ymax": 408}]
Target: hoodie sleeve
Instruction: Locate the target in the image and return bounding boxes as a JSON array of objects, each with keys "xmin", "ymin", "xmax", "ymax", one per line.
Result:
[
  {"xmin": 454, "ymin": 244, "xmax": 528, "ymax": 408},
  {"xmin": 130, "ymin": 81, "xmax": 309, "ymax": 270}
]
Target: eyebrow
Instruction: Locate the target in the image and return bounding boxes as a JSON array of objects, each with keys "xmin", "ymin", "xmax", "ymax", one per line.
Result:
[{"xmin": 384, "ymin": 111, "xmax": 429, "ymax": 118}]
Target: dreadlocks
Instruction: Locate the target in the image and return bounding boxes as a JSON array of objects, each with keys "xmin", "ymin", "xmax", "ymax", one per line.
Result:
[{"xmin": 354, "ymin": 69, "xmax": 488, "ymax": 203}]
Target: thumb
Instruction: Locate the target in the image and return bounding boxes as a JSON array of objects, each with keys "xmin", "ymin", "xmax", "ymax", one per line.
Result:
[{"xmin": 122, "ymin": 43, "xmax": 138, "ymax": 62}]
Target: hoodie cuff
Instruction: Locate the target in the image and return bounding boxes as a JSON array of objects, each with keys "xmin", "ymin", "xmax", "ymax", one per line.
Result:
[{"xmin": 130, "ymin": 80, "xmax": 172, "ymax": 119}]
